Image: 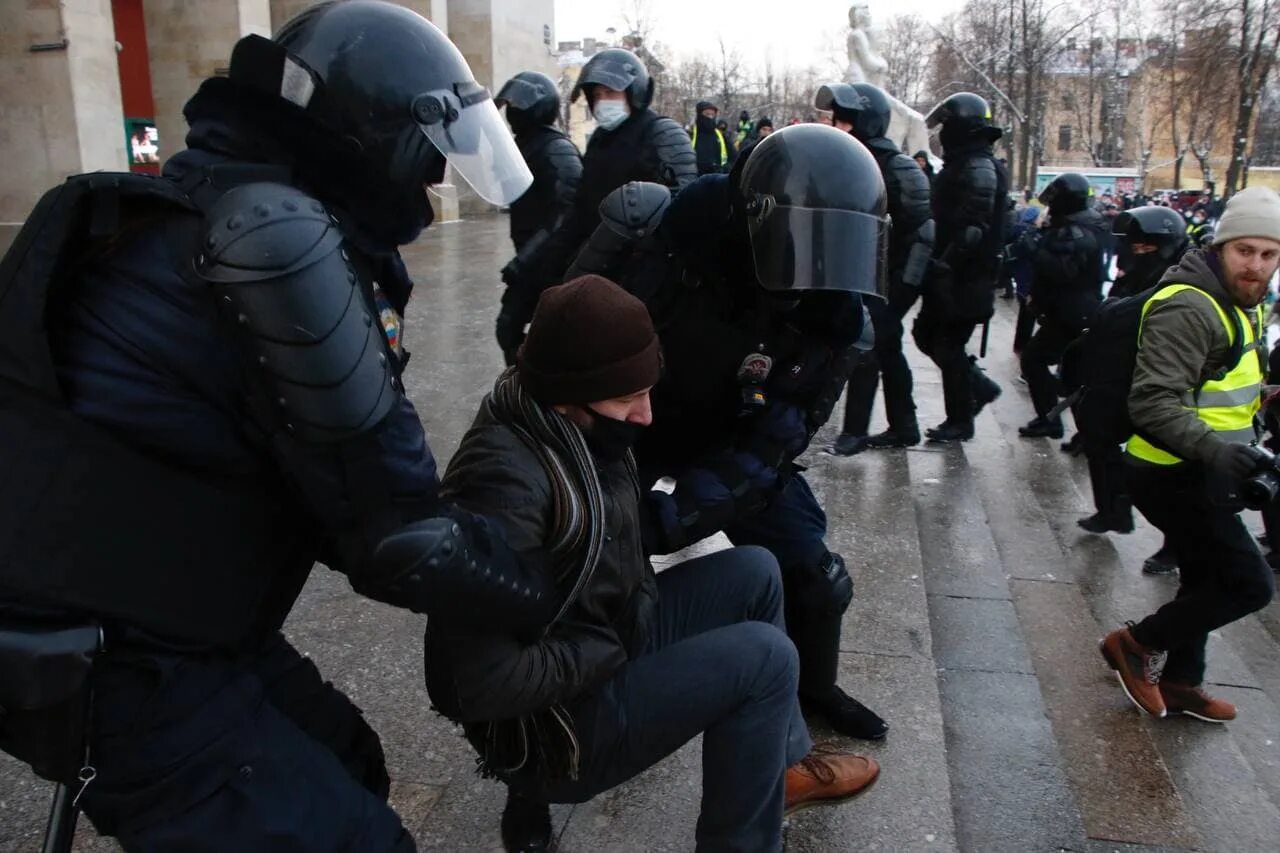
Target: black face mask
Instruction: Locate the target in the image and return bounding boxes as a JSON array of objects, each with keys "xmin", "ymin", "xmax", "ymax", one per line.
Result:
[
  {"xmin": 1120, "ymin": 252, "xmax": 1171, "ymax": 292},
  {"xmin": 584, "ymin": 408, "xmax": 644, "ymax": 464}
]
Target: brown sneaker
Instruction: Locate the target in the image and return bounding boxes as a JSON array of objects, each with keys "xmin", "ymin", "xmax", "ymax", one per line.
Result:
[
  {"xmin": 1099, "ymin": 625, "xmax": 1167, "ymax": 717},
  {"xmin": 783, "ymin": 748, "xmax": 880, "ymax": 816},
  {"xmin": 1160, "ymin": 681, "xmax": 1237, "ymax": 723}
]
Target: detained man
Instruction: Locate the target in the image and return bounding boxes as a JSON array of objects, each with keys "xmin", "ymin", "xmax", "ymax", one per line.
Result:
[{"xmin": 424, "ymin": 275, "xmax": 878, "ymax": 852}]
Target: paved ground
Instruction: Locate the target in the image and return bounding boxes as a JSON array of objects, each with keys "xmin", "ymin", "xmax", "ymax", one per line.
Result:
[{"xmin": 3, "ymin": 214, "xmax": 1279, "ymax": 851}]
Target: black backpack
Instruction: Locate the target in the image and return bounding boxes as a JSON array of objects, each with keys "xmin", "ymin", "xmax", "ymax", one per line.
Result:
[
  {"xmin": 0, "ymin": 172, "xmax": 202, "ymax": 398},
  {"xmin": 1066, "ymin": 284, "xmax": 1245, "ymax": 447}
]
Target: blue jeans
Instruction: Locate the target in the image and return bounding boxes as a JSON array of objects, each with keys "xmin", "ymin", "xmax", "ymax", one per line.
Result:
[{"xmin": 540, "ymin": 546, "xmax": 811, "ymax": 852}]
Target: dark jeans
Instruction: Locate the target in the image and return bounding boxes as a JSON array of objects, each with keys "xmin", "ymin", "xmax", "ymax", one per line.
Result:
[
  {"xmin": 1020, "ymin": 320, "xmax": 1079, "ymax": 419},
  {"xmin": 538, "ymin": 546, "xmax": 810, "ymax": 852},
  {"xmin": 913, "ymin": 306, "xmax": 980, "ymax": 426},
  {"xmin": 1127, "ymin": 463, "xmax": 1276, "ymax": 684},
  {"xmin": 843, "ymin": 284, "xmax": 919, "ymax": 437},
  {"xmin": 725, "ymin": 474, "xmax": 844, "ymax": 699},
  {"xmin": 80, "ymin": 633, "xmax": 412, "ymax": 852}
]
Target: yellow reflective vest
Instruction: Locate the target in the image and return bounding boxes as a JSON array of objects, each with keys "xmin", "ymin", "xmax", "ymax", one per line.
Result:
[
  {"xmin": 1127, "ymin": 283, "xmax": 1263, "ymax": 466},
  {"xmin": 690, "ymin": 126, "xmax": 728, "ymax": 167}
]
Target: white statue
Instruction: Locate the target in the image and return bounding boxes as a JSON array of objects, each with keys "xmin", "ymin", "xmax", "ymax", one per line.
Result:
[
  {"xmin": 845, "ymin": 5, "xmax": 934, "ymax": 162},
  {"xmin": 846, "ymin": 5, "xmax": 887, "ymax": 87}
]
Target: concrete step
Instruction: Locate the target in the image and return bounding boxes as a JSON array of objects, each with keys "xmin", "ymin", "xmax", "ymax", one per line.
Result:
[{"xmin": 963, "ymin": 302, "xmax": 1280, "ymax": 850}]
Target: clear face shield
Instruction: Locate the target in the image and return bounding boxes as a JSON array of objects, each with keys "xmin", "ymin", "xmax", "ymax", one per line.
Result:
[
  {"xmin": 746, "ymin": 199, "xmax": 889, "ymax": 298},
  {"xmin": 412, "ymin": 82, "xmax": 533, "ymax": 205}
]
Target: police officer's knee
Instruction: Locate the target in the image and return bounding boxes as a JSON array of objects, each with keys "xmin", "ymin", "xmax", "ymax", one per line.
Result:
[{"xmin": 785, "ymin": 551, "xmax": 853, "ymax": 617}]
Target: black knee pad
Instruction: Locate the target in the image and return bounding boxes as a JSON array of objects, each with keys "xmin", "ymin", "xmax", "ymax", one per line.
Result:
[{"xmin": 785, "ymin": 551, "xmax": 853, "ymax": 617}]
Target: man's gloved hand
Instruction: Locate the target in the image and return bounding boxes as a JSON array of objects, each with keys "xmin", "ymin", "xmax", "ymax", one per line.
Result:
[
  {"xmin": 739, "ymin": 403, "xmax": 809, "ymax": 468},
  {"xmin": 495, "ymin": 307, "xmax": 526, "ymax": 366},
  {"xmin": 1207, "ymin": 441, "xmax": 1265, "ymax": 482}
]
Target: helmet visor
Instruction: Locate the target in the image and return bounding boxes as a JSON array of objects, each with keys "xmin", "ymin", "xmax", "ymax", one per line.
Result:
[
  {"xmin": 495, "ymin": 77, "xmax": 544, "ymax": 111},
  {"xmin": 573, "ymin": 62, "xmax": 635, "ymax": 101},
  {"xmin": 748, "ymin": 205, "xmax": 888, "ymax": 297},
  {"xmin": 420, "ymin": 95, "xmax": 532, "ymax": 205}
]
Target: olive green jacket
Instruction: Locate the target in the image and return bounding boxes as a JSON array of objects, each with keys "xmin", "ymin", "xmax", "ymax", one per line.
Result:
[{"xmin": 1127, "ymin": 249, "xmax": 1263, "ymax": 462}]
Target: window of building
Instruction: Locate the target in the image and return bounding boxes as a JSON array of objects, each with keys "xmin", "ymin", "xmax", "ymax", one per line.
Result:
[
  {"xmin": 1062, "ymin": 93, "xmax": 1076, "ymax": 110},
  {"xmin": 1058, "ymin": 125, "xmax": 1072, "ymax": 151}
]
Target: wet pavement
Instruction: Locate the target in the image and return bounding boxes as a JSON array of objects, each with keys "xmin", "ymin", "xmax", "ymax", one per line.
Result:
[{"xmin": 3, "ymin": 213, "xmax": 1279, "ymax": 851}]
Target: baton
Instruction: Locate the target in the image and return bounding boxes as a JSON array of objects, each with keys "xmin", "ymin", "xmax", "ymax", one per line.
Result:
[
  {"xmin": 1047, "ymin": 388, "xmax": 1084, "ymax": 422},
  {"xmin": 979, "ymin": 318, "xmax": 991, "ymax": 358}
]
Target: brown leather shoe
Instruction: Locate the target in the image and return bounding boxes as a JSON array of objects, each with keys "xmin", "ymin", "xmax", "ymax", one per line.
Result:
[
  {"xmin": 783, "ymin": 749, "xmax": 880, "ymax": 816},
  {"xmin": 1099, "ymin": 625, "xmax": 1167, "ymax": 717},
  {"xmin": 1160, "ymin": 681, "xmax": 1237, "ymax": 723}
]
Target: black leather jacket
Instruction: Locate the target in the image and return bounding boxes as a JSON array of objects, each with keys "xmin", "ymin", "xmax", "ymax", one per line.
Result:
[{"xmin": 425, "ymin": 403, "xmax": 657, "ymax": 723}]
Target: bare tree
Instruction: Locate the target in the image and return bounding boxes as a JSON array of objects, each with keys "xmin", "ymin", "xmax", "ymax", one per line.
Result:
[
  {"xmin": 1223, "ymin": 0, "xmax": 1280, "ymax": 193},
  {"xmin": 879, "ymin": 14, "xmax": 936, "ymax": 108}
]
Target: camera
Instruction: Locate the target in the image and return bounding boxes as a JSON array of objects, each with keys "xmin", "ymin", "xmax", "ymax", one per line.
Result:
[{"xmin": 1239, "ymin": 446, "xmax": 1280, "ymax": 510}]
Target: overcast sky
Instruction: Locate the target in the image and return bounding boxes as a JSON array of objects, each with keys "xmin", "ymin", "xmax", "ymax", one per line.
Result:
[{"xmin": 553, "ymin": 0, "xmax": 967, "ymax": 70}]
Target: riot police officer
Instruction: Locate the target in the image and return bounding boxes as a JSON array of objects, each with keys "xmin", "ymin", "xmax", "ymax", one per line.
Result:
[
  {"xmin": 571, "ymin": 126, "xmax": 890, "ymax": 741},
  {"xmin": 1074, "ymin": 206, "xmax": 1190, "ymax": 565},
  {"xmin": 915, "ymin": 93, "xmax": 1008, "ymax": 442},
  {"xmin": 495, "ymin": 47, "xmax": 696, "ymax": 358},
  {"xmin": 494, "ymin": 71, "xmax": 583, "ymax": 364},
  {"xmin": 0, "ymin": 3, "xmax": 539, "ymax": 849},
  {"xmin": 1017, "ymin": 172, "xmax": 1107, "ymax": 438},
  {"xmin": 819, "ymin": 83, "xmax": 934, "ymax": 455}
]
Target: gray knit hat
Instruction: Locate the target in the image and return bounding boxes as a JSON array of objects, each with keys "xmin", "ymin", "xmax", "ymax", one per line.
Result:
[{"xmin": 1213, "ymin": 187, "xmax": 1280, "ymax": 246}]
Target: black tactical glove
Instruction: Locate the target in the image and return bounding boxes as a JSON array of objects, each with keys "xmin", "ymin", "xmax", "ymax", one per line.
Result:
[
  {"xmin": 365, "ymin": 512, "xmax": 557, "ymax": 634},
  {"xmin": 495, "ymin": 307, "xmax": 526, "ymax": 366},
  {"xmin": 1207, "ymin": 441, "xmax": 1265, "ymax": 482}
]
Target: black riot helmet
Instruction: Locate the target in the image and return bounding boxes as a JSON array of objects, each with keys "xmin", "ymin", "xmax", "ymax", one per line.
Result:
[
  {"xmin": 926, "ymin": 92, "xmax": 1002, "ymax": 150},
  {"xmin": 1112, "ymin": 205, "xmax": 1190, "ymax": 261},
  {"xmin": 814, "ymin": 83, "xmax": 891, "ymax": 141},
  {"xmin": 736, "ymin": 123, "xmax": 888, "ymax": 298},
  {"xmin": 1038, "ymin": 172, "xmax": 1093, "ymax": 215},
  {"xmin": 496, "ymin": 71, "xmax": 561, "ymax": 133},
  {"xmin": 571, "ymin": 48, "xmax": 654, "ymax": 110},
  {"xmin": 232, "ymin": 0, "xmax": 531, "ymax": 207}
]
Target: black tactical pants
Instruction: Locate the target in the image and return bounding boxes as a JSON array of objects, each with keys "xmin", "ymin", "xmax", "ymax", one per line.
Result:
[
  {"xmin": 1128, "ymin": 462, "xmax": 1276, "ymax": 684},
  {"xmin": 79, "ymin": 632, "xmax": 413, "ymax": 852},
  {"xmin": 913, "ymin": 306, "xmax": 980, "ymax": 426},
  {"xmin": 1020, "ymin": 319, "xmax": 1080, "ymax": 419},
  {"xmin": 843, "ymin": 284, "xmax": 919, "ymax": 437}
]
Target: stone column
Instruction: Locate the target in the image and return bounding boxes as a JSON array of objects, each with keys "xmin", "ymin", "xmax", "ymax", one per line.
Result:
[
  {"xmin": 141, "ymin": 0, "xmax": 271, "ymax": 168},
  {"xmin": 0, "ymin": 0, "xmax": 126, "ymax": 253}
]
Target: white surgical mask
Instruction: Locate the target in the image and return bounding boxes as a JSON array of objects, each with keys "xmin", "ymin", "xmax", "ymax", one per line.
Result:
[{"xmin": 593, "ymin": 100, "xmax": 629, "ymax": 131}]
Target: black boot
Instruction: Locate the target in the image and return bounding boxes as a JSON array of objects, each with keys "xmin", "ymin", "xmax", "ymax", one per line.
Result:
[
  {"xmin": 1141, "ymin": 543, "xmax": 1178, "ymax": 576},
  {"xmin": 501, "ymin": 789, "xmax": 554, "ymax": 852},
  {"xmin": 1018, "ymin": 416, "xmax": 1064, "ymax": 438},
  {"xmin": 926, "ymin": 420, "xmax": 974, "ymax": 442},
  {"xmin": 829, "ymin": 433, "xmax": 870, "ymax": 456},
  {"xmin": 969, "ymin": 356, "xmax": 1002, "ymax": 416},
  {"xmin": 865, "ymin": 428, "xmax": 921, "ymax": 449},
  {"xmin": 800, "ymin": 685, "xmax": 889, "ymax": 740}
]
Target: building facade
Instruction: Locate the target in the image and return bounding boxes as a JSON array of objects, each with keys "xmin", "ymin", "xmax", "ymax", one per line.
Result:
[{"xmin": 1, "ymin": 0, "xmax": 555, "ymax": 252}]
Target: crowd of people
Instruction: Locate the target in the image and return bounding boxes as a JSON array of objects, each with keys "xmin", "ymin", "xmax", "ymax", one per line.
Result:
[{"xmin": 0, "ymin": 2, "xmax": 1277, "ymax": 852}]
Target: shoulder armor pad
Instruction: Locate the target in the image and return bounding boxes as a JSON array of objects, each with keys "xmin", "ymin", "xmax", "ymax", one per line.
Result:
[
  {"xmin": 599, "ymin": 182, "xmax": 672, "ymax": 240},
  {"xmin": 963, "ymin": 156, "xmax": 998, "ymax": 191},
  {"xmin": 197, "ymin": 182, "xmax": 396, "ymax": 442}
]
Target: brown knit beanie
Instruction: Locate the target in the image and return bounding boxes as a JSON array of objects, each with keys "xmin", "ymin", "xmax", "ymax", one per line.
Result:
[{"xmin": 517, "ymin": 275, "xmax": 661, "ymax": 405}]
